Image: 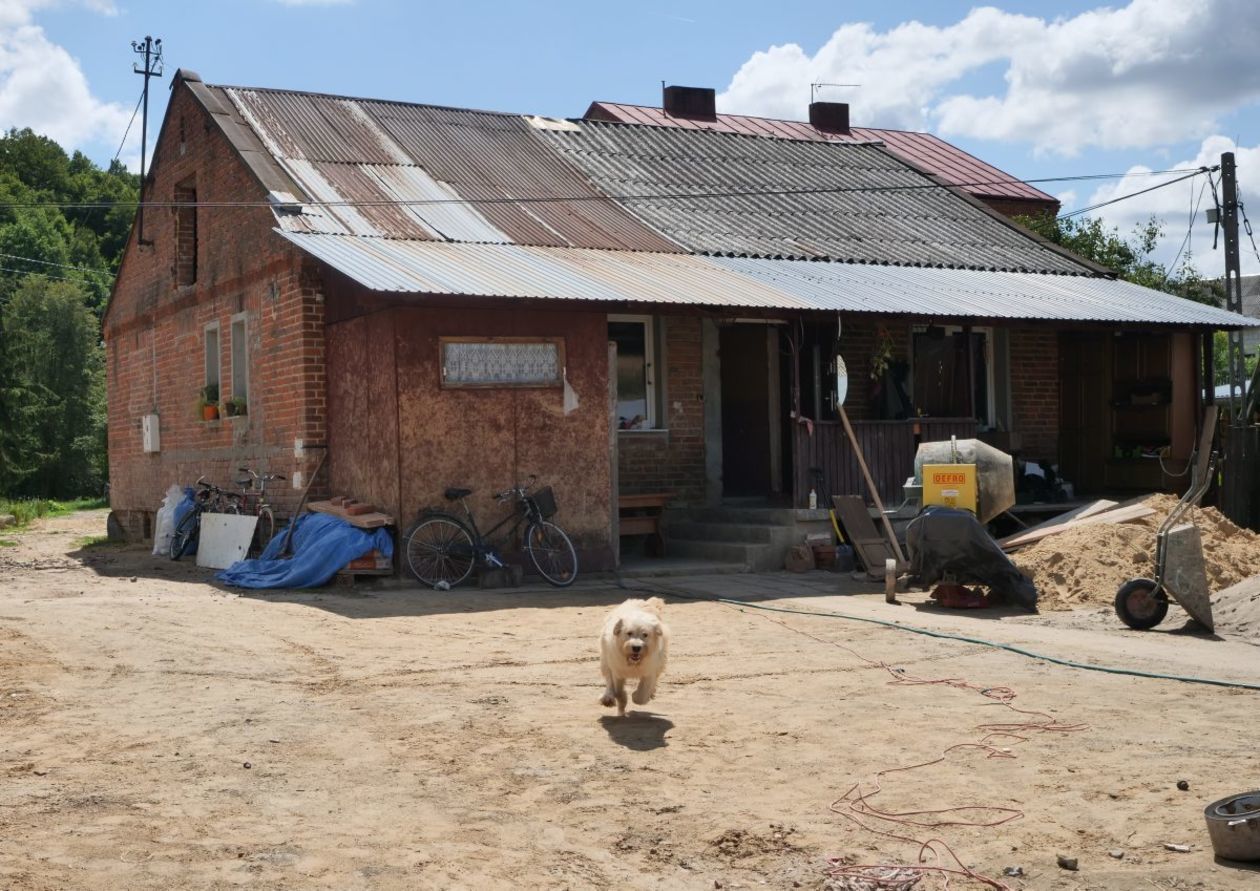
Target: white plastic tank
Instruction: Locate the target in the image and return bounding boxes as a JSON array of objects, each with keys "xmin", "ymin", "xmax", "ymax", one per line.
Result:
[{"xmin": 913, "ymin": 438, "xmax": 1015, "ymax": 524}]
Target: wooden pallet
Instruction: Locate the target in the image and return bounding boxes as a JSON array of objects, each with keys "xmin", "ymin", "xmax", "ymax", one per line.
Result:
[{"xmin": 307, "ymin": 500, "xmax": 395, "ymax": 529}]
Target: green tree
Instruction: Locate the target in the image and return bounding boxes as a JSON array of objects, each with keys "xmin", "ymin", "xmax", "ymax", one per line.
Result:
[
  {"xmin": 0, "ymin": 276, "xmax": 105, "ymax": 497},
  {"xmin": 1017, "ymin": 214, "xmax": 1224, "ymax": 306}
]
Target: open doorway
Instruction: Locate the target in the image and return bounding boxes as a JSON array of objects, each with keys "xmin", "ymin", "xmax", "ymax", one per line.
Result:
[{"xmin": 719, "ymin": 324, "xmax": 777, "ymax": 497}]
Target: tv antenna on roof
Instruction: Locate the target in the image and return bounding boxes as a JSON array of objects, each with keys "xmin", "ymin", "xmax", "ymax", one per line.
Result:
[{"xmin": 811, "ymin": 83, "xmax": 860, "ymax": 103}]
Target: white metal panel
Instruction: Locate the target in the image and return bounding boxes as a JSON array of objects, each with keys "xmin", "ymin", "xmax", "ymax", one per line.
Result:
[
  {"xmin": 275, "ymin": 232, "xmax": 1260, "ymax": 328},
  {"xmin": 196, "ymin": 514, "xmax": 258, "ymax": 570}
]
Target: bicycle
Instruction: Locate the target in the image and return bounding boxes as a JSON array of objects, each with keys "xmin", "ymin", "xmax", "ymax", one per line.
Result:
[
  {"xmin": 170, "ymin": 477, "xmax": 241, "ymax": 560},
  {"xmin": 402, "ymin": 477, "xmax": 578, "ymax": 588},
  {"xmin": 234, "ymin": 466, "xmax": 285, "ymax": 554}
]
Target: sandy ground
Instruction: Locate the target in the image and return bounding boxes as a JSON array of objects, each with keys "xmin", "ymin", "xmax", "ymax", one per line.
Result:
[{"xmin": 2, "ymin": 510, "xmax": 1260, "ymax": 890}]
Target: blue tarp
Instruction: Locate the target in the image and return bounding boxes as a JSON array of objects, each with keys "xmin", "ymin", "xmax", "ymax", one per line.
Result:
[
  {"xmin": 171, "ymin": 487, "xmax": 197, "ymax": 554},
  {"xmin": 216, "ymin": 512, "xmax": 393, "ymax": 590}
]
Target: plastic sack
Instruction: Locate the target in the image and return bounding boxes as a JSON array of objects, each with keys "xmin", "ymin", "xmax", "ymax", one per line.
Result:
[
  {"xmin": 216, "ymin": 513, "xmax": 393, "ymax": 590},
  {"xmin": 905, "ymin": 506, "xmax": 1038, "ymax": 610},
  {"xmin": 151, "ymin": 484, "xmax": 186, "ymax": 556}
]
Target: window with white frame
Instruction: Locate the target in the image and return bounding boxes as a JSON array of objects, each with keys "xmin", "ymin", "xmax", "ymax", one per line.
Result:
[
  {"xmin": 204, "ymin": 322, "xmax": 220, "ymax": 392},
  {"xmin": 229, "ymin": 313, "xmax": 249, "ymax": 403},
  {"xmin": 608, "ymin": 315, "xmax": 657, "ymax": 430}
]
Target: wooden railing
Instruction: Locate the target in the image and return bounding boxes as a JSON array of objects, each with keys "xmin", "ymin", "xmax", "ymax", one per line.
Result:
[{"xmin": 794, "ymin": 418, "xmax": 979, "ymax": 507}]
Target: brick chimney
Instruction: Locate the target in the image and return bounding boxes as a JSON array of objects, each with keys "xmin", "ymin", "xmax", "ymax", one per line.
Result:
[
  {"xmin": 809, "ymin": 101, "xmax": 850, "ymax": 134},
  {"xmin": 662, "ymin": 85, "xmax": 716, "ymax": 120}
]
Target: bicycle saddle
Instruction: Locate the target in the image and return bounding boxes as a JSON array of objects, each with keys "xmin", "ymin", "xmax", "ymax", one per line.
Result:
[{"xmin": 444, "ymin": 487, "xmax": 473, "ymax": 501}]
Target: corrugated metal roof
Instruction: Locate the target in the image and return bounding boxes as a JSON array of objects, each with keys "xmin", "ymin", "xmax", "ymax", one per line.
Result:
[
  {"xmin": 539, "ymin": 122, "xmax": 1087, "ymax": 274},
  {"xmin": 277, "ymin": 232, "xmax": 1257, "ymax": 329},
  {"xmin": 215, "ymin": 86, "xmax": 679, "ymax": 251},
  {"xmin": 585, "ymin": 101, "xmax": 1056, "ymax": 205}
]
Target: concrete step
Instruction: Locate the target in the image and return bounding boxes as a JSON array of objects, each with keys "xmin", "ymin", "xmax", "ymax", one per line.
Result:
[
  {"xmin": 616, "ymin": 558, "xmax": 749, "ymax": 578},
  {"xmin": 672, "ymin": 506, "xmax": 832, "ymax": 526},
  {"xmin": 665, "ymin": 520, "xmax": 777, "ymax": 544},
  {"xmin": 664, "ymin": 538, "xmax": 783, "ymax": 572}
]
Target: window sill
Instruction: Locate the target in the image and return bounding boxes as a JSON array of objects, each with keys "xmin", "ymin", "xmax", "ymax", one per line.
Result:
[{"xmin": 618, "ymin": 428, "xmax": 668, "ymax": 436}]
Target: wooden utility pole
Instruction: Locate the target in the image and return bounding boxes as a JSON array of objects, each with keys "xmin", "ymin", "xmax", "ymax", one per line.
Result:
[
  {"xmin": 1220, "ymin": 152, "xmax": 1246, "ymax": 413},
  {"xmin": 131, "ymin": 35, "xmax": 163, "ymax": 246}
]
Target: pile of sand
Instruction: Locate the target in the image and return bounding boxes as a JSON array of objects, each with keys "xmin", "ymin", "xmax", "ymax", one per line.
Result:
[
  {"xmin": 1212, "ymin": 575, "xmax": 1260, "ymax": 641},
  {"xmin": 1013, "ymin": 494, "xmax": 1260, "ymax": 612}
]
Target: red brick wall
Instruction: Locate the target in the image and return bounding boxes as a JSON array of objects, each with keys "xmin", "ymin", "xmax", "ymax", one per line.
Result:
[
  {"xmin": 617, "ymin": 315, "xmax": 707, "ymax": 505},
  {"xmin": 105, "ymin": 83, "xmax": 327, "ymax": 540},
  {"xmin": 1009, "ymin": 329, "xmax": 1060, "ymax": 461}
]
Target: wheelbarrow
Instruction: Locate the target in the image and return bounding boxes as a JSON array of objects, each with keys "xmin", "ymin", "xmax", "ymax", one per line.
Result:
[{"xmin": 1113, "ymin": 450, "xmax": 1217, "ymax": 632}]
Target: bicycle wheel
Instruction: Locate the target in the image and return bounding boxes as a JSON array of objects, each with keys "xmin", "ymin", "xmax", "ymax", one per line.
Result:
[
  {"xmin": 169, "ymin": 510, "xmax": 200, "ymax": 561},
  {"xmin": 525, "ymin": 521, "xmax": 578, "ymax": 587},
  {"xmin": 253, "ymin": 506, "xmax": 276, "ymax": 555},
  {"xmin": 403, "ymin": 514, "xmax": 476, "ymax": 588}
]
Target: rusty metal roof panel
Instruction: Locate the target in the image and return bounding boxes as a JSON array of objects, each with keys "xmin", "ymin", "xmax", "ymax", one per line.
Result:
[
  {"xmin": 585, "ymin": 101, "xmax": 1056, "ymax": 204},
  {"xmin": 541, "ymin": 121, "xmax": 1086, "ymax": 273},
  {"xmin": 217, "ymin": 86, "xmax": 680, "ymax": 251},
  {"xmin": 275, "ymin": 233, "xmax": 1257, "ymax": 328}
]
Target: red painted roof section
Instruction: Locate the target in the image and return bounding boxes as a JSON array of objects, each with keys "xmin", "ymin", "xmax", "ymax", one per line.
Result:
[{"xmin": 585, "ymin": 102, "xmax": 1057, "ymax": 206}]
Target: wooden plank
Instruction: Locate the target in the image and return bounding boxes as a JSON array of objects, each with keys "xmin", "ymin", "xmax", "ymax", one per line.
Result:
[
  {"xmin": 619, "ymin": 493, "xmax": 674, "ymax": 510},
  {"xmin": 832, "ymin": 495, "xmax": 897, "ymax": 579},
  {"xmin": 999, "ymin": 503, "xmax": 1155, "ymax": 550},
  {"xmin": 618, "ymin": 516, "xmax": 660, "ymax": 536},
  {"xmin": 996, "ymin": 499, "xmax": 1118, "ymax": 547},
  {"xmin": 307, "ymin": 500, "xmax": 395, "ymax": 529}
]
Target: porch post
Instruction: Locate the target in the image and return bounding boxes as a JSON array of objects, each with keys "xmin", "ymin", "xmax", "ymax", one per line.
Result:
[{"xmin": 701, "ymin": 319, "xmax": 723, "ymax": 505}]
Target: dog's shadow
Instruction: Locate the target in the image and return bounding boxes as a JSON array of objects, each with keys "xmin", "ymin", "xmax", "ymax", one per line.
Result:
[{"xmin": 598, "ymin": 713, "xmax": 674, "ymax": 750}]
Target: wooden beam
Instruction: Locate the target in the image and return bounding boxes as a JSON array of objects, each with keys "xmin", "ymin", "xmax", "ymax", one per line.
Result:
[{"xmin": 999, "ymin": 503, "xmax": 1155, "ymax": 550}]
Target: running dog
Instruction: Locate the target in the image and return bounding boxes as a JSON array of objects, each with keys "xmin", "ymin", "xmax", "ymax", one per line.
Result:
[{"xmin": 599, "ymin": 597, "xmax": 669, "ymax": 716}]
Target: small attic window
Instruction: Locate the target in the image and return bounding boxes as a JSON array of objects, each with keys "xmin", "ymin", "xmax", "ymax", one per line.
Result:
[{"xmin": 174, "ymin": 177, "xmax": 197, "ymax": 286}]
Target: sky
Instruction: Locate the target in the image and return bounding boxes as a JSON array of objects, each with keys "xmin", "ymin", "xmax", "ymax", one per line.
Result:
[{"xmin": 4, "ymin": 0, "xmax": 1260, "ymax": 275}]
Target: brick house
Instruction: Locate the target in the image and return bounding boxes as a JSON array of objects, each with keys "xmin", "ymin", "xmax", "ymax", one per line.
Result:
[{"xmin": 104, "ymin": 71, "xmax": 1254, "ymax": 570}]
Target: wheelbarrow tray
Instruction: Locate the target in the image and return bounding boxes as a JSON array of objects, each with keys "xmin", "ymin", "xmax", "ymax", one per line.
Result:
[{"xmin": 1162, "ymin": 522, "xmax": 1214, "ymax": 631}]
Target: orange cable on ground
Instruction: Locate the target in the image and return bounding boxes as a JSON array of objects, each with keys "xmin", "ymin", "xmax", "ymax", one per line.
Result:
[{"xmin": 733, "ymin": 607, "xmax": 1089, "ymax": 890}]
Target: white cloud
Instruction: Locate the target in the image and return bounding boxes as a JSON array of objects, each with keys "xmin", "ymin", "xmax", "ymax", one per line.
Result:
[
  {"xmin": 1084, "ymin": 136, "xmax": 1260, "ymax": 276},
  {"xmin": 719, "ymin": 0, "xmax": 1260, "ymax": 157},
  {"xmin": 0, "ymin": 2, "xmax": 132, "ymax": 161}
]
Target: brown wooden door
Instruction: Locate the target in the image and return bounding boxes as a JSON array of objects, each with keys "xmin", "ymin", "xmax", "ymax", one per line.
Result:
[
  {"xmin": 720, "ymin": 325, "xmax": 771, "ymax": 496},
  {"xmin": 1059, "ymin": 333, "xmax": 1110, "ymax": 493}
]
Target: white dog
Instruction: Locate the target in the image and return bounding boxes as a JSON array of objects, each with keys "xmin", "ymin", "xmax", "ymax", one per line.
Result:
[{"xmin": 599, "ymin": 597, "xmax": 669, "ymax": 716}]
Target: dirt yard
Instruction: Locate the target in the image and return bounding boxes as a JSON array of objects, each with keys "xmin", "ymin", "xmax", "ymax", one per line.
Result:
[{"xmin": 2, "ymin": 510, "xmax": 1259, "ymax": 890}]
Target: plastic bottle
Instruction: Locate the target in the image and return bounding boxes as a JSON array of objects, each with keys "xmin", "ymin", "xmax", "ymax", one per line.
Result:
[{"xmin": 808, "ymin": 488, "xmax": 817, "ymax": 510}]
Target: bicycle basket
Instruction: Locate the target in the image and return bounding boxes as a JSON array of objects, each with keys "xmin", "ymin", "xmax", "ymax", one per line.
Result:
[{"xmin": 529, "ymin": 486, "xmax": 558, "ymax": 519}]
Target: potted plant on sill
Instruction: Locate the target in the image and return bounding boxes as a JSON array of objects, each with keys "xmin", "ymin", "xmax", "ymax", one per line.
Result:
[
  {"xmin": 199, "ymin": 384, "xmax": 220, "ymax": 421},
  {"xmin": 230, "ymin": 395, "xmax": 247, "ymax": 417},
  {"xmin": 222, "ymin": 396, "xmax": 238, "ymax": 418}
]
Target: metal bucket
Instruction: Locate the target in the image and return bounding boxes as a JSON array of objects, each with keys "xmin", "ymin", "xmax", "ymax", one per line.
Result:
[
  {"xmin": 1205, "ymin": 791, "xmax": 1260, "ymax": 862},
  {"xmin": 913, "ymin": 439, "xmax": 1015, "ymax": 524}
]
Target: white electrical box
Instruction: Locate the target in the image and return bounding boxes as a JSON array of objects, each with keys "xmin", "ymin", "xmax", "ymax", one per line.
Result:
[{"xmin": 141, "ymin": 414, "xmax": 160, "ymax": 453}]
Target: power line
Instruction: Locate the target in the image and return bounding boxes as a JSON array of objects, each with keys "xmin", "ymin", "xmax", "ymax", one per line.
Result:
[
  {"xmin": 1165, "ymin": 175, "xmax": 1211, "ymax": 277},
  {"xmin": 0, "ymin": 264, "xmax": 103, "ymax": 284},
  {"xmin": 0, "ymin": 251, "xmax": 115, "ymax": 277},
  {"xmin": 1061, "ymin": 167, "xmax": 1213, "ymax": 219},
  {"xmin": 112, "ymin": 89, "xmax": 145, "ymax": 166},
  {"xmin": 0, "ymin": 167, "xmax": 1214, "ymax": 212}
]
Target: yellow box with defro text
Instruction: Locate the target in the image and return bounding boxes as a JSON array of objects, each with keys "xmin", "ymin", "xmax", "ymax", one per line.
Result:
[{"xmin": 922, "ymin": 463, "xmax": 978, "ymax": 514}]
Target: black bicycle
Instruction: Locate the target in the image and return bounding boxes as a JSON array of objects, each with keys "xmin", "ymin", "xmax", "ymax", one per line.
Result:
[
  {"xmin": 170, "ymin": 477, "xmax": 241, "ymax": 560},
  {"xmin": 402, "ymin": 477, "xmax": 578, "ymax": 588}
]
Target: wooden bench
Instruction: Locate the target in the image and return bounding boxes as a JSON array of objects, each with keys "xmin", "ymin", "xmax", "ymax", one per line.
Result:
[{"xmin": 618, "ymin": 492, "xmax": 674, "ymax": 557}]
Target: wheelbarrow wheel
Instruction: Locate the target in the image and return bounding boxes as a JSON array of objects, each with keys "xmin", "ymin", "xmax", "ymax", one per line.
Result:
[{"xmin": 1114, "ymin": 578, "xmax": 1168, "ymax": 630}]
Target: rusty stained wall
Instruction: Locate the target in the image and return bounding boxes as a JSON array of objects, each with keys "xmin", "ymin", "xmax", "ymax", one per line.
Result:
[
  {"xmin": 326, "ymin": 311, "xmax": 400, "ymax": 518},
  {"xmin": 326, "ymin": 302, "xmax": 615, "ymax": 569}
]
